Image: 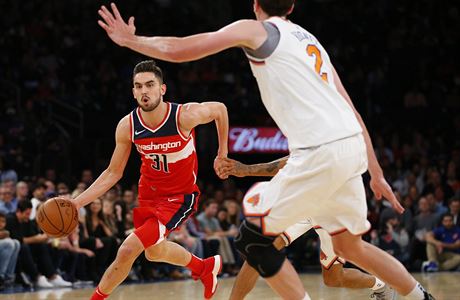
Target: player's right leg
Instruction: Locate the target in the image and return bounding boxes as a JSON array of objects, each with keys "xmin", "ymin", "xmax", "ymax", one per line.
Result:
[
  {"xmin": 332, "ymin": 231, "xmax": 434, "ymax": 300},
  {"xmin": 91, "ymin": 233, "xmax": 144, "ymax": 300},
  {"xmin": 91, "ymin": 208, "xmax": 170, "ymax": 299}
]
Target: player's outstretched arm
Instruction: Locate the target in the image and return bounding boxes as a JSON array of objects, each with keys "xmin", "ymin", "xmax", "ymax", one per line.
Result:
[
  {"xmin": 97, "ymin": 3, "xmax": 266, "ymax": 62},
  {"xmin": 73, "ymin": 116, "xmax": 132, "ymax": 210},
  {"xmin": 179, "ymin": 101, "xmax": 229, "ymax": 158},
  {"xmin": 332, "ymin": 67, "xmax": 404, "ymax": 214},
  {"xmin": 216, "ymin": 156, "xmax": 289, "ymax": 179}
]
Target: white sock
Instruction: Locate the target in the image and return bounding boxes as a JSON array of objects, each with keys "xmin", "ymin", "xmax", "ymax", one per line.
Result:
[
  {"xmin": 405, "ymin": 282, "xmax": 426, "ymax": 300},
  {"xmin": 371, "ymin": 277, "xmax": 386, "ymax": 291},
  {"xmin": 302, "ymin": 292, "xmax": 311, "ymax": 300}
]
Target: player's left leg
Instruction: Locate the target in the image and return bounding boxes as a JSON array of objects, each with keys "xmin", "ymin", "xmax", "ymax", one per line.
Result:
[
  {"xmin": 264, "ymin": 259, "xmax": 309, "ymax": 300},
  {"xmin": 229, "ymin": 261, "xmax": 259, "ymax": 300},
  {"xmin": 145, "ymin": 240, "xmax": 221, "ymax": 299},
  {"xmin": 235, "ymin": 220, "xmax": 310, "ymax": 300},
  {"xmin": 322, "ymin": 264, "xmax": 396, "ymax": 299},
  {"xmin": 316, "ymin": 227, "xmax": 395, "ymax": 299},
  {"xmin": 323, "ymin": 264, "xmax": 376, "ymax": 289}
]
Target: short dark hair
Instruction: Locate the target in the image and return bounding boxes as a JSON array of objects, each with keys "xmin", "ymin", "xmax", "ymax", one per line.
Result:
[
  {"xmin": 258, "ymin": 0, "xmax": 295, "ymax": 17},
  {"xmin": 0, "ymin": 212, "xmax": 5, "ymax": 219},
  {"xmin": 204, "ymin": 199, "xmax": 218, "ymax": 208},
  {"xmin": 449, "ymin": 197, "xmax": 460, "ymax": 205},
  {"xmin": 17, "ymin": 200, "xmax": 33, "ymax": 212},
  {"xmin": 31, "ymin": 183, "xmax": 46, "ymax": 192},
  {"xmin": 133, "ymin": 60, "xmax": 163, "ymax": 83},
  {"xmin": 218, "ymin": 207, "xmax": 228, "ymax": 213},
  {"xmin": 442, "ymin": 213, "xmax": 453, "ymax": 220}
]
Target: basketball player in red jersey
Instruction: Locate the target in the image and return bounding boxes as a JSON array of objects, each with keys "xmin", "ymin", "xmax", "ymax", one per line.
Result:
[{"xmin": 72, "ymin": 60, "xmax": 228, "ymax": 299}]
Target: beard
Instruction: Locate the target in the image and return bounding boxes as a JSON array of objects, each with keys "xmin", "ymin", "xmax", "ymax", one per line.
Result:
[{"xmin": 139, "ymin": 95, "xmax": 161, "ymax": 112}]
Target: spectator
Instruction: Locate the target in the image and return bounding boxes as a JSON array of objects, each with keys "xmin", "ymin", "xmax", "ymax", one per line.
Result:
[
  {"xmin": 44, "ymin": 180, "xmax": 56, "ymax": 198},
  {"xmin": 423, "ymin": 214, "xmax": 460, "ymax": 271},
  {"xmin": 410, "ymin": 197, "xmax": 439, "ymax": 266},
  {"xmin": 0, "ymin": 212, "xmax": 20, "ymax": 290},
  {"xmin": 29, "ymin": 183, "xmax": 47, "ymax": 220},
  {"xmin": 104, "ymin": 187, "xmax": 119, "ymax": 203},
  {"xmin": 423, "ymin": 170, "xmax": 454, "ymax": 200},
  {"xmin": 71, "ymin": 183, "xmax": 87, "ymax": 219},
  {"xmin": 0, "ymin": 185, "xmax": 17, "ymax": 214},
  {"xmin": 446, "ymin": 161, "xmax": 460, "ymax": 194},
  {"xmin": 0, "ymin": 166, "xmax": 18, "ymax": 184},
  {"xmin": 381, "ymin": 216, "xmax": 410, "ymax": 265},
  {"xmin": 185, "ymin": 216, "xmax": 219, "ymax": 259},
  {"xmin": 102, "ymin": 199, "xmax": 125, "ymax": 240},
  {"xmin": 80, "ymin": 169, "xmax": 94, "ymax": 187},
  {"xmin": 224, "ymin": 199, "xmax": 242, "ymax": 228},
  {"xmin": 14, "ymin": 181, "xmax": 29, "ymax": 202},
  {"xmin": 217, "ymin": 208, "xmax": 231, "ymax": 231},
  {"xmin": 56, "ymin": 182, "xmax": 70, "ymax": 196},
  {"xmin": 6, "ymin": 201, "xmax": 71, "ymax": 288},
  {"xmin": 196, "ymin": 200, "xmax": 236, "ymax": 273},
  {"xmin": 426, "ymin": 192, "xmax": 448, "ymax": 217},
  {"xmin": 122, "ymin": 189, "xmax": 137, "ymax": 211},
  {"xmin": 449, "ymin": 198, "xmax": 460, "ymax": 227},
  {"xmin": 82, "ymin": 198, "xmax": 118, "ymax": 278},
  {"xmin": 169, "ymin": 225, "xmax": 204, "ymax": 266},
  {"xmin": 54, "ymin": 225, "xmax": 96, "ymax": 283}
]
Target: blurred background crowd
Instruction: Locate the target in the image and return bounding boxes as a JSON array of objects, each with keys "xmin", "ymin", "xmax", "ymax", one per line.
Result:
[{"xmin": 1, "ymin": 0, "xmax": 460, "ymax": 292}]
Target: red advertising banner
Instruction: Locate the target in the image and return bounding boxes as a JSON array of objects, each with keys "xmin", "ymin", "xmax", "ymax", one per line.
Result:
[{"xmin": 229, "ymin": 127, "xmax": 289, "ymax": 154}]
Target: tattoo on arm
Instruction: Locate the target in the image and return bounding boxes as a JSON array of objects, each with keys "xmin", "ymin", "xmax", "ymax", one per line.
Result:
[{"xmin": 247, "ymin": 156, "xmax": 289, "ymax": 177}]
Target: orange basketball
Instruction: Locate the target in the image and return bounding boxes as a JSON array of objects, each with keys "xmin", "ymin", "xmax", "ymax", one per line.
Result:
[{"xmin": 36, "ymin": 197, "xmax": 79, "ymax": 238}]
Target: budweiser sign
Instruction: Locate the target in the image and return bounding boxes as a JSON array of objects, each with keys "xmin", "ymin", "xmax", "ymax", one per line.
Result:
[{"xmin": 229, "ymin": 127, "xmax": 289, "ymax": 153}]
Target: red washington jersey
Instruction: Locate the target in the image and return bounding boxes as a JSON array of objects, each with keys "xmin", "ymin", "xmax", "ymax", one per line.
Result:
[{"xmin": 130, "ymin": 102, "xmax": 199, "ymax": 200}]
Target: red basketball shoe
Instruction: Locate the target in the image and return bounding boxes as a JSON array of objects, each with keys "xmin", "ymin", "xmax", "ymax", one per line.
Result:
[{"xmin": 192, "ymin": 255, "xmax": 222, "ymax": 299}]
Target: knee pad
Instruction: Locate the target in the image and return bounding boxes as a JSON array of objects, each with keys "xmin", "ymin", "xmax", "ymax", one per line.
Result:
[{"xmin": 235, "ymin": 221, "xmax": 285, "ymax": 278}]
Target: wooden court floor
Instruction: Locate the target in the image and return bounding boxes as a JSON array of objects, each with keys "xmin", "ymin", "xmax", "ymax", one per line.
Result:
[{"xmin": 1, "ymin": 272, "xmax": 458, "ymax": 300}]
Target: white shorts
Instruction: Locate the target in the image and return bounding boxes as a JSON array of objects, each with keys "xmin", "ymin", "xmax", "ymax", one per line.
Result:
[
  {"xmin": 245, "ymin": 185, "xmax": 345, "ymax": 269},
  {"xmin": 243, "ymin": 134, "xmax": 370, "ymax": 236}
]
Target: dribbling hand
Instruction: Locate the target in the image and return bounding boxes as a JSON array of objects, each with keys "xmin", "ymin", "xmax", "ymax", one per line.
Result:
[
  {"xmin": 98, "ymin": 3, "xmax": 136, "ymax": 47},
  {"xmin": 214, "ymin": 157, "xmax": 229, "ymax": 179},
  {"xmin": 370, "ymin": 176, "xmax": 404, "ymax": 214},
  {"xmin": 214, "ymin": 157, "xmax": 246, "ymax": 179}
]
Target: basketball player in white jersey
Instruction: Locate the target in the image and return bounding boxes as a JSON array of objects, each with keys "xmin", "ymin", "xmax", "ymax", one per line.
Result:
[
  {"xmin": 216, "ymin": 156, "xmax": 395, "ymax": 300},
  {"xmin": 97, "ymin": 1, "xmax": 434, "ymax": 299}
]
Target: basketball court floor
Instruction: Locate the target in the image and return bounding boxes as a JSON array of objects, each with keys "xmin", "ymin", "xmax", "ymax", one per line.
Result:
[{"xmin": 0, "ymin": 272, "xmax": 457, "ymax": 300}]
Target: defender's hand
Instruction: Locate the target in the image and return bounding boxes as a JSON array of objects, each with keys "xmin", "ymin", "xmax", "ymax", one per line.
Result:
[
  {"xmin": 370, "ymin": 176, "xmax": 404, "ymax": 214},
  {"xmin": 214, "ymin": 157, "xmax": 229, "ymax": 179},
  {"xmin": 214, "ymin": 157, "xmax": 247, "ymax": 179},
  {"xmin": 98, "ymin": 3, "xmax": 136, "ymax": 47}
]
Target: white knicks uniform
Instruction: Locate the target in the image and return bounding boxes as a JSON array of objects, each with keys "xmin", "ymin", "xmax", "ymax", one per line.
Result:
[
  {"xmin": 246, "ymin": 17, "xmax": 361, "ymax": 149},
  {"xmin": 243, "ymin": 17, "xmax": 370, "ymax": 235},
  {"xmin": 244, "ymin": 182, "xmax": 345, "ymax": 269}
]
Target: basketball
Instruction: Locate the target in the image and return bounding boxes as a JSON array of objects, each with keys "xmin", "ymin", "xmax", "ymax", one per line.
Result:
[{"xmin": 36, "ymin": 197, "xmax": 79, "ymax": 238}]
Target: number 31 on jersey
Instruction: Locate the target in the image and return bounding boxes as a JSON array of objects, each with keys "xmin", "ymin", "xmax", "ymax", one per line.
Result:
[{"xmin": 146, "ymin": 153, "xmax": 169, "ymax": 172}]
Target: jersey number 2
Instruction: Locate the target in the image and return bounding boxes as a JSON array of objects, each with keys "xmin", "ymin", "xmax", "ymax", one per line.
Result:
[
  {"xmin": 306, "ymin": 45, "xmax": 328, "ymax": 83},
  {"xmin": 151, "ymin": 154, "xmax": 169, "ymax": 172}
]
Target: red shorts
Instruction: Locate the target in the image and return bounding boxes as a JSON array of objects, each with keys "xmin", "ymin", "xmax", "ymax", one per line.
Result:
[{"xmin": 133, "ymin": 191, "xmax": 199, "ymax": 248}]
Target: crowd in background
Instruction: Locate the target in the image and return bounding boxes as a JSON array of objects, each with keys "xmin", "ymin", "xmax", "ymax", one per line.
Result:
[{"xmin": 1, "ymin": 0, "xmax": 460, "ymax": 292}]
